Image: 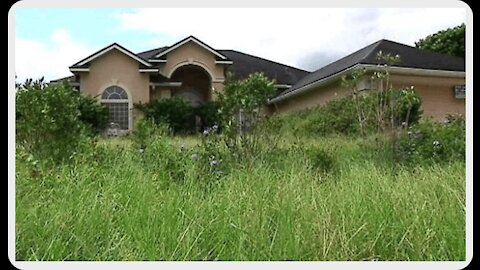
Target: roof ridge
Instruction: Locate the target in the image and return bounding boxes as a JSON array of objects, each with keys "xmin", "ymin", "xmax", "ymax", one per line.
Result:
[
  {"xmin": 361, "ymin": 39, "xmax": 386, "ymax": 63},
  {"xmin": 137, "ymin": 46, "xmax": 169, "ymax": 55},
  {"xmin": 218, "ymin": 49, "xmax": 309, "ymax": 73},
  {"xmin": 361, "ymin": 39, "xmax": 465, "ymax": 64}
]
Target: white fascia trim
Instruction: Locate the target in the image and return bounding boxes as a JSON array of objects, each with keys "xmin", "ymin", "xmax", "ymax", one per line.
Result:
[
  {"xmin": 269, "ymin": 64, "xmax": 466, "ymax": 104},
  {"xmin": 69, "ymin": 68, "xmax": 90, "ymax": 72},
  {"xmin": 154, "ymin": 37, "xmax": 227, "ymax": 60},
  {"xmin": 148, "ymin": 59, "xmax": 167, "ymax": 63},
  {"xmin": 215, "ymin": 60, "xmax": 233, "ymax": 64},
  {"xmin": 275, "ymin": 84, "xmax": 292, "ymax": 88},
  {"xmin": 77, "ymin": 44, "xmax": 152, "ymax": 67},
  {"xmin": 361, "ymin": 64, "xmax": 466, "ymax": 78},
  {"xmin": 150, "ymin": 82, "xmax": 182, "ymax": 87},
  {"xmin": 139, "ymin": 69, "xmax": 159, "ymax": 73}
]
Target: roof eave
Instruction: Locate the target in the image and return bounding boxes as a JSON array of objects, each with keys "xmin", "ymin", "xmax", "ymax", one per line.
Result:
[
  {"xmin": 72, "ymin": 43, "xmax": 152, "ymax": 68},
  {"xmin": 269, "ymin": 64, "xmax": 361, "ymax": 104},
  {"xmin": 269, "ymin": 64, "xmax": 465, "ymax": 104}
]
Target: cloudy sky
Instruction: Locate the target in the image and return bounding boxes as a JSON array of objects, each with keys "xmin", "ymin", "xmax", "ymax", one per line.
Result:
[{"xmin": 14, "ymin": 8, "xmax": 466, "ymax": 82}]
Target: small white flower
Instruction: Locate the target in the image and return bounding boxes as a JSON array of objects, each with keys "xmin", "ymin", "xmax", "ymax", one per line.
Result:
[
  {"xmin": 203, "ymin": 129, "xmax": 210, "ymax": 136},
  {"xmin": 180, "ymin": 144, "xmax": 186, "ymax": 151},
  {"xmin": 210, "ymin": 160, "xmax": 219, "ymax": 166},
  {"xmin": 433, "ymin": 140, "xmax": 440, "ymax": 146},
  {"xmin": 191, "ymin": 153, "xmax": 199, "ymax": 161},
  {"xmin": 139, "ymin": 148, "xmax": 144, "ymax": 154}
]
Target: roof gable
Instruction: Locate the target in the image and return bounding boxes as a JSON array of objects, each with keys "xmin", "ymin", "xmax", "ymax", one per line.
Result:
[
  {"xmin": 70, "ymin": 43, "xmax": 152, "ymax": 68},
  {"xmin": 152, "ymin": 36, "xmax": 229, "ymax": 60}
]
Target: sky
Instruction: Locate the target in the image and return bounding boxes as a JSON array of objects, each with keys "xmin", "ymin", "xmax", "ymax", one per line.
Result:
[{"xmin": 14, "ymin": 8, "xmax": 466, "ymax": 82}]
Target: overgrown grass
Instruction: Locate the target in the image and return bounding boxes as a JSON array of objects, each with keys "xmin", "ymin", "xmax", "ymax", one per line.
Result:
[{"xmin": 15, "ymin": 133, "xmax": 465, "ymax": 261}]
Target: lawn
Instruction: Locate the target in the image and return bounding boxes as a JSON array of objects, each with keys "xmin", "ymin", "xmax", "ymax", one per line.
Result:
[{"xmin": 15, "ymin": 134, "xmax": 465, "ymax": 261}]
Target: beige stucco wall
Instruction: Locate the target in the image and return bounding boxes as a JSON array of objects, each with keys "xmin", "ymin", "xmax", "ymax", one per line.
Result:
[
  {"xmin": 273, "ymin": 81, "xmax": 349, "ymax": 114},
  {"xmin": 389, "ymin": 74, "xmax": 465, "ymax": 120},
  {"xmin": 273, "ymin": 73, "xmax": 465, "ymax": 120},
  {"xmin": 79, "ymin": 49, "xmax": 150, "ymax": 103},
  {"xmin": 78, "ymin": 48, "xmax": 150, "ymax": 129}
]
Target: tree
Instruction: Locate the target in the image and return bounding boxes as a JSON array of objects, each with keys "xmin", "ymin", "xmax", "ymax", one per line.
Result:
[
  {"xmin": 415, "ymin": 23, "xmax": 465, "ymax": 58},
  {"xmin": 216, "ymin": 72, "xmax": 276, "ymax": 135},
  {"xmin": 16, "ymin": 79, "xmax": 87, "ymax": 161}
]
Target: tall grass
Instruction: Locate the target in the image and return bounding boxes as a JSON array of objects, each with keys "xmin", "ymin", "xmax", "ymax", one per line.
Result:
[{"xmin": 15, "ymin": 135, "xmax": 465, "ymax": 261}]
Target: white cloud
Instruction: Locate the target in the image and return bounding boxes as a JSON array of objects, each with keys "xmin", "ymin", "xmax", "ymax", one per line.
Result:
[
  {"xmin": 15, "ymin": 29, "xmax": 96, "ymax": 82},
  {"xmin": 14, "ymin": 8, "xmax": 467, "ymax": 82},
  {"xmin": 115, "ymin": 8, "xmax": 466, "ymax": 71}
]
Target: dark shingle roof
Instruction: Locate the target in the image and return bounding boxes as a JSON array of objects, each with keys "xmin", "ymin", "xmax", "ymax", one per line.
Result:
[
  {"xmin": 137, "ymin": 46, "xmax": 168, "ymax": 61},
  {"xmin": 276, "ymin": 39, "xmax": 465, "ymax": 99},
  {"xmin": 136, "ymin": 46, "xmax": 309, "ymax": 86},
  {"xmin": 217, "ymin": 50, "xmax": 309, "ymax": 86}
]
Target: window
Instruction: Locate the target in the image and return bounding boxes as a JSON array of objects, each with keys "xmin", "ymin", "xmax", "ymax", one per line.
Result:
[
  {"xmin": 454, "ymin": 85, "xmax": 465, "ymax": 99},
  {"xmin": 101, "ymin": 86, "xmax": 129, "ymax": 130}
]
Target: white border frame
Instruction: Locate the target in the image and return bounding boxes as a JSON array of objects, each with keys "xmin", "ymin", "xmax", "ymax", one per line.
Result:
[{"xmin": 8, "ymin": 2, "xmax": 473, "ymax": 270}]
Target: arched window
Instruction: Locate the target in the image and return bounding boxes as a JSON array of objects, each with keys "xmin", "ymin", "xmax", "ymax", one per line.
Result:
[{"xmin": 101, "ymin": 86, "xmax": 129, "ymax": 130}]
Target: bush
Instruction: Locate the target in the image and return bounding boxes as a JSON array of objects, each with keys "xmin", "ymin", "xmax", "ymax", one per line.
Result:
[
  {"xmin": 136, "ymin": 97, "xmax": 195, "ymax": 134},
  {"xmin": 217, "ymin": 72, "xmax": 276, "ymax": 136},
  {"xmin": 16, "ymin": 79, "xmax": 88, "ymax": 162},
  {"xmin": 131, "ymin": 117, "xmax": 170, "ymax": 150},
  {"xmin": 289, "ymin": 97, "xmax": 361, "ymax": 137},
  {"xmin": 395, "ymin": 114, "xmax": 465, "ymax": 164},
  {"xmin": 194, "ymin": 101, "xmax": 221, "ymax": 130},
  {"xmin": 391, "ymin": 87, "xmax": 423, "ymax": 126},
  {"xmin": 77, "ymin": 94, "xmax": 109, "ymax": 135},
  {"xmin": 136, "ymin": 98, "xmax": 223, "ymax": 135},
  {"xmin": 270, "ymin": 88, "xmax": 423, "ymax": 137}
]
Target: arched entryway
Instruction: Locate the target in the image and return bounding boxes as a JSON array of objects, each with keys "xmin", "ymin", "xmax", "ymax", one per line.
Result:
[{"xmin": 170, "ymin": 64, "xmax": 212, "ymax": 107}]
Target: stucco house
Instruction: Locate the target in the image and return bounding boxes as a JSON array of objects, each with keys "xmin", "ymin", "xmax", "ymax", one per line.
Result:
[
  {"xmin": 53, "ymin": 36, "xmax": 307, "ymax": 131},
  {"xmin": 53, "ymin": 36, "xmax": 465, "ymax": 132}
]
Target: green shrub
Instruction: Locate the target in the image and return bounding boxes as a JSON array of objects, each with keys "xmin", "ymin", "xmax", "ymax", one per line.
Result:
[
  {"xmin": 292, "ymin": 97, "xmax": 360, "ymax": 136},
  {"xmin": 217, "ymin": 72, "xmax": 276, "ymax": 136},
  {"xmin": 395, "ymin": 114, "xmax": 465, "ymax": 164},
  {"xmin": 194, "ymin": 101, "xmax": 221, "ymax": 130},
  {"xmin": 391, "ymin": 87, "xmax": 423, "ymax": 126},
  {"xmin": 131, "ymin": 117, "xmax": 170, "ymax": 150},
  {"xmin": 136, "ymin": 97, "xmax": 195, "ymax": 134},
  {"xmin": 270, "ymin": 88, "xmax": 422, "ymax": 137},
  {"xmin": 15, "ymin": 79, "xmax": 88, "ymax": 162},
  {"xmin": 77, "ymin": 94, "xmax": 109, "ymax": 135}
]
